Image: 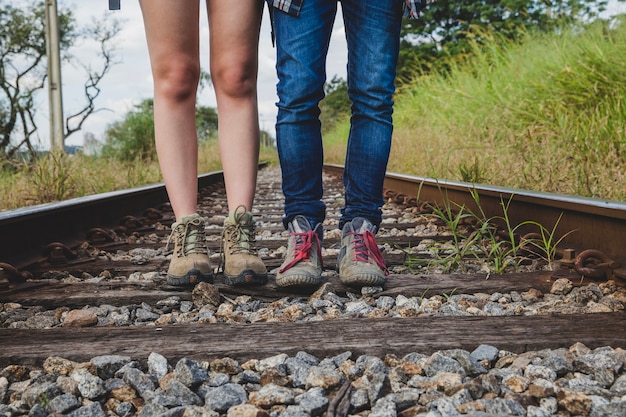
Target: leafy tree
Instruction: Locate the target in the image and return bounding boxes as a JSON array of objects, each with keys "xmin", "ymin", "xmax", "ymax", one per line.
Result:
[
  {"xmin": 0, "ymin": 0, "xmax": 119, "ymax": 160},
  {"xmin": 320, "ymin": 75, "xmax": 350, "ymax": 133},
  {"xmin": 398, "ymin": 0, "xmax": 615, "ymax": 80},
  {"xmin": 102, "ymin": 98, "xmax": 220, "ymax": 161},
  {"xmin": 196, "ymin": 105, "xmax": 218, "ymax": 141},
  {"xmin": 101, "ymin": 99, "xmax": 156, "ymax": 161}
]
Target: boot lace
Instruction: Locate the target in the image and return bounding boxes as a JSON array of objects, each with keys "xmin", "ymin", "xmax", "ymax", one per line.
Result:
[
  {"xmin": 166, "ymin": 217, "xmax": 207, "ymax": 257},
  {"xmin": 349, "ymin": 230, "xmax": 389, "ymax": 275},
  {"xmin": 221, "ymin": 206, "xmax": 257, "ymax": 256},
  {"xmin": 279, "ymin": 230, "xmax": 322, "ymax": 273}
]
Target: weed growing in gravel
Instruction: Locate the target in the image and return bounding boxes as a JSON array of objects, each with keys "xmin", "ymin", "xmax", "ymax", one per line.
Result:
[
  {"xmin": 405, "ymin": 189, "xmax": 575, "ymax": 275},
  {"xmin": 517, "ymin": 214, "xmax": 578, "ymax": 271}
]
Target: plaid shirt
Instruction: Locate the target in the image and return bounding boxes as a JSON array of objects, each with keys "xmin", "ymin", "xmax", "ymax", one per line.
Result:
[{"xmin": 270, "ymin": 0, "xmax": 434, "ymax": 19}]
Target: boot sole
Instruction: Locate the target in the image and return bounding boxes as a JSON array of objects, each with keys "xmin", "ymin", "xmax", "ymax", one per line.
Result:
[
  {"xmin": 339, "ymin": 274, "xmax": 386, "ymax": 287},
  {"xmin": 167, "ymin": 270, "xmax": 213, "ymax": 286},
  {"xmin": 222, "ymin": 270, "xmax": 268, "ymax": 286},
  {"xmin": 275, "ymin": 275, "xmax": 322, "ymax": 288}
]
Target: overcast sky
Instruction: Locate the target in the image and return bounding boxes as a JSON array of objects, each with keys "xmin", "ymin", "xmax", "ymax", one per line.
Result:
[{"xmin": 33, "ymin": 1, "xmax": 626, "ymax": 149}]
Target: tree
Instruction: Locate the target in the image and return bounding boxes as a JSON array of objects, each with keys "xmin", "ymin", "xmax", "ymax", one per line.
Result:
[
  {"xmin": 101, "ymin": 98, "xmax": 221, "ymax": 161},
  {"xmin": 101, "ymin": 99, "xmax": 156, "ymax": 161},
  {"xmin": 0, "ymin": 0, "xmax": 119, "ymax": 160},
  {"xmin": 397, "ymin": 0, "xmax": 615, "ymax": 81},
  {"xmin": 320, "ymin": 75, "xmax": 350, "ymax": 134},
  {"xmin": 196, "ymin": 105, "xmax": 218, "ymax": 141}
]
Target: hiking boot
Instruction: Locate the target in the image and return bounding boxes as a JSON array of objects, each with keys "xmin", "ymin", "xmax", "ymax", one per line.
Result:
[
  {"xmin": 276, "ymin": 215, "xmax": 323, "ymax": 288},
  {"xmin": 338, "ymin": 217, "xmax": 389, "ymax": 287},
  {"xmin": 166, "ymin": 213, "xmax": 213, "ymax": 286},
  {"xmin": 221, "ymin": 206, "xmax": 267, "ymax": 286}
]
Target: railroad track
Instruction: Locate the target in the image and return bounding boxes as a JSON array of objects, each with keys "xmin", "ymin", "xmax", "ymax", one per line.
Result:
[{"xmin": 1, "ymin": 164, "xmax": 625, "ymax": 417}]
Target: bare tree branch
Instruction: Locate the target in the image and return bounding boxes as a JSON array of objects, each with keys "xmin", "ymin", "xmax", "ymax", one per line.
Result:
[{"xmin": 65, "ymin": 17, "xmax": 120, "ymax": 139}]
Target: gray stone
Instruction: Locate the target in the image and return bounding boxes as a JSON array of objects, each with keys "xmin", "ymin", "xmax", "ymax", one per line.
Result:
[
  {"xmin": 175, "ymin": 358, "xmax": 209, "ymax": 388},
  {"xmin": 424, "ymin": 352, "xmax": 466, "ymax": 378},
  {"xmin": 70, "ymin": 369, "xmax": 106, "ymax": 400},
  {"xmin": 376, "ymin": 296, "xmax": 396, "ymax": 310},
  {"xmin": 115, "ymin": 401, "xmax": 136, "ymax": 417},
  {"xmin": 21, "ymin": 381, "xmax": 62, "ymax": 408},
  {"xmin": 47, "ymin": 393, "xmax": 80, "ymax": 414},
  {"xmin": 295, "ymin": 387, "xmax": 328, "ymax": 416},
  {"xmin": 66, "ymin": 402, "xmax": 106, "ymax": 417},
  {"xmin": 442, "ymin": 349, "xmax": 487, "ymax": 376},
  {"xmin": 254, "ymin": 383, "xmax": 295, "ymax": 407},
  {"xmin": 370, "ymin": 395, "xmax": 397, "ymax": 417},
  {"xmin": 123, "ymin": 367, "xmax": 156, "ymax": 399},
  {"xmin": 393, "ymin": 388, "xmax": 421, "ymax": 411},
  {"xmin": 135, "ymin": 307, "xmax": 161, "ymax": 322},
  {"xmin": 91, "ymin": 355, "xmax": 132, "ymax": 379},
  {"xmin": 470, "ymin": 345, "xmax": 499, "ymax": 364},
  {"xmin": 137, "ymin": 402, "xmax": 168, "ymax": 417},
  {"xmin": 278, "ymin": 405, "xmax": 309, "ymax": 417},
  {"xmin": 483, "ymin": 398, "xmax": 525, "ymax": 416},
  {"xmin": 165, "ymin": 379, "xmax": 203, "ymax": 406},
  {"xmin": 524, "ymin": 364, "xmax": 557, "ymax": 381},
  {"xmin": 319, "ymin": 351, "xmax": 352, "ymax": 369},
  {"xmin": 148, "ymin": 352, "xmax": 170, "ymax": 379},
  {"xmin": 350, "ymin": 387, "xmax": 370, "ymax": 412},
  {"xmin": 204, "ymin": 383, "xmax": 247, "ymax": 412},
  {"xmin": 285, "ymin": 357, "xmax": 313, "ymax": 388}
]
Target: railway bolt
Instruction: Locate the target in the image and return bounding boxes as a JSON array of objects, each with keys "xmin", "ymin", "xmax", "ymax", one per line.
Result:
[
  {"xmin": 44, "ymin": 242, "xmax": 78, "ymax": 265},
  {"xmin": 143, "ymin": 207, "xmax": 164, "ymax": 221},
  {"xmin": 120, "ymin": 215, "xmax": 145, "ymax": 230},
  {"xmin": 86, "ymin": 228, "xmax": 116, "ymax": 244},
  {"xmin": 0, "ymin": 262, "xmax": 32, "ymax": 284},
  {"xmin": 574, "ymin": 249, "xmax": 620, "ymax": 280}
]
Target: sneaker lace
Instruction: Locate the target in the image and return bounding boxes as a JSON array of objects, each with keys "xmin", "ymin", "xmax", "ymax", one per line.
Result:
[
  {"xmin": 279, "ymin": 230, "xmax": 322, "ymax": 273},
  {"xmin": 166, "ymin": 217, "xmax": 206, "ymax": 256},
  {"xmin": 349, "ymin": 230, "xmax": 389, "ymax": 276}
]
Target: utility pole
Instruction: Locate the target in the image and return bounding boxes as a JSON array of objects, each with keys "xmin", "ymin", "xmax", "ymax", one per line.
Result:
[{"xmin": 45, "ymin": 0, "xmax": 65, "ymax": 152}]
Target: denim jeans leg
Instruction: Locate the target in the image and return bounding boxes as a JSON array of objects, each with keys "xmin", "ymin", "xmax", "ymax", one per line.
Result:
[
  {"xmin": 338, "ymin": 0, "xmax": 403, "ymax": 230},
  {"xmin": 272, "ymin": 0, "xmax": 337, "ymax": 229}
]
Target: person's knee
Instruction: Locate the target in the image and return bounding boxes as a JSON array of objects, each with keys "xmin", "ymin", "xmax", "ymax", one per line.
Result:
[
  {"xmin": 212, "ymin": 63, "xmax": 256, "ymax": 99},
  {"xmin": 277, "ymin": 74, "xmax": 324, "ymax": 116},
  {"xmin": 154, "ymin": 61, "xmax": 200, "ymax": 103}
]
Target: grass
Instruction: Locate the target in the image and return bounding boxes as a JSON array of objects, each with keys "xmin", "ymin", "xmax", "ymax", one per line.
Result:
[
  {"xmin": 0, "ymin": 139, "xmax": 278, "ymax": 211},
  {"xmin": 324, "ymin": 17, "xmax": 626, "ymax": 202}
]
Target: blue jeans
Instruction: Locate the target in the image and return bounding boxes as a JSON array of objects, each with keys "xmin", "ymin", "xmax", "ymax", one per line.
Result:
[{"xmin": 271, "ymin": 0, "xmax": 403, "ymax": 231}]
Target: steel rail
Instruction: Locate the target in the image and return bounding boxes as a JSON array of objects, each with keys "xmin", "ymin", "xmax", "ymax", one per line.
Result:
[
  {"xmin": 0, "ymin": 171, "xmax": 225, "ymax": 267},
  {"xmin": 324, "ymin": 164, "xmax": 626, "ymax": 264},
  {"xmin": 2, "ymin": 162, "xmax": 624, "ymax": 269}
]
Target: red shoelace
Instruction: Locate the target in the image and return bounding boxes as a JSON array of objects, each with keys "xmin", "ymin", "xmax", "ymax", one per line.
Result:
[
  {"xmin": 349, "ymin": 230, "xmax": 389, "ymax": 276},
  {"xmin": 279, "ymin": 230, "xmax": 322, "ymax": 273}
]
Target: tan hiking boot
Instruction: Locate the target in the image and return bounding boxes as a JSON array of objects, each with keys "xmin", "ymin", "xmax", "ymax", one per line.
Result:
[
  {"xmin": 338, "ymin": 217, "xmax": 389, "ymax": 287},
  {"xmin": 166, "ymin": 213, "xmax": 213, "ymax": 286},
  {"xmin": 276, "ymin": 215, "xmax": 323, "ymax": 288},
  {"xmin": 221, "ymin": 206, "xmax": 267, "ymax": 286}
]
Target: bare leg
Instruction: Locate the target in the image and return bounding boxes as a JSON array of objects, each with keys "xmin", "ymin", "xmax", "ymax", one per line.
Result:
[
  {"xmin": 207, "ymin": 0, "xmax": 263, "ymax": 212},
  {"xmin": 139, "ymin": 0, "xmax": 201, "ymax": 220}
]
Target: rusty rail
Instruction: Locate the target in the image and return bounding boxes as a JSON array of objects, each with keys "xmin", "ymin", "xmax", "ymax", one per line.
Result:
[{"xmin": 325, "ymin": 164, "xmax": 626, "ymax": 266}]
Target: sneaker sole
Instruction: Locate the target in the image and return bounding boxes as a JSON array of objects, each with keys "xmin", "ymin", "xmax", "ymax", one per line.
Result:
[
  {"xmin": 222, "ymin": 270, "xmax": 268, "ymax": 286},
  {"xmin": 339, "ymin": 274, "xmax": 386, "ymax": 287},
  {"xmin": 275, "ymin": 274, "xmax": 322, "ymax": 288},
  {"xmin": 167, "ymin": 270, "xmax": 213, "ymax": 286}
]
